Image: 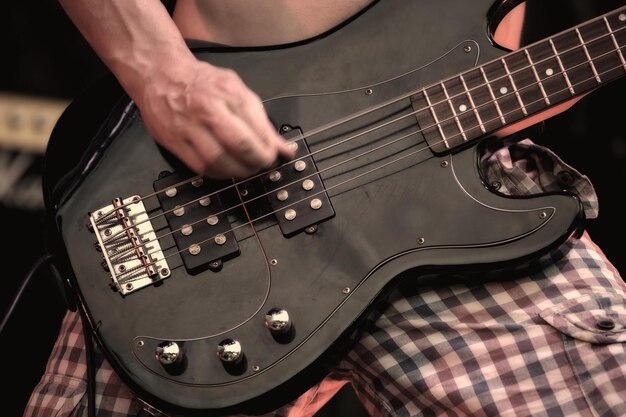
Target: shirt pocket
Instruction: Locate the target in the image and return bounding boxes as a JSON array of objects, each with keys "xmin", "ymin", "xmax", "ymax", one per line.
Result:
[
  {"xmin": 539, "ymin": 293, "xmax": 626, "ymax": 344},
  {"xmin": 539, "ymin": 292, "xmax": 626, "ymax": 416}
]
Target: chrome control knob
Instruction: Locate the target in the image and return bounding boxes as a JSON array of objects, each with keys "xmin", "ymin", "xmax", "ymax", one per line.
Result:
[
  {"xmin": 265, "ymin": 308, "xmax": 292, "ymax": 334},
  {"xmin": 155, "ymin": 341, "xmax": 182, "ymax": 366},
  {"xmin": 217, "ymin": 339, "xmax": 243, "ymax": 363}
]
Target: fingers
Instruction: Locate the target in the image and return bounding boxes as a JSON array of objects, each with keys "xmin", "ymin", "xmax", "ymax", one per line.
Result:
[
  {"xmin": 193, "ymin": 88, "xmax": 296, "ymax": 177},
  {"xmin": 233, "ymin": 90, "xmax": 297, "ymax": 161},
  {"xmin": 140, "ymin": 61, "xmax": 296, "ymax": 179},
  {"xmin": 182, "ymin": 125, "xmax": 261, "ymax": 179},
  {"xmin": 205, "ymin": 100, "xmax": 279, "ymax": 171}
]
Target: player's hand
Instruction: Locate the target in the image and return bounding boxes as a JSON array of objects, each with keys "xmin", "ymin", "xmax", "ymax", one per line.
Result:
[{"xmin": 137, "ymin": 59, "xmax": 296, "ymax": 179}]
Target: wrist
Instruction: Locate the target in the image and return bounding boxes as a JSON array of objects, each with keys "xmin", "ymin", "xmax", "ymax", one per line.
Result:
[{"xmin": 121, "ymin": 46, "xmax": 199, "ymax": 108}]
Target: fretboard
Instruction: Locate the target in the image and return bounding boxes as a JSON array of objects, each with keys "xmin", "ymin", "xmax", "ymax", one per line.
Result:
[{"xmin": 412, "ymin": 6, "xmax": 626, "ymax": 154}]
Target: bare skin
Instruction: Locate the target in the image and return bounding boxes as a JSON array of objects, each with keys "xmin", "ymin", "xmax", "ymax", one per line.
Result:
[
  {"xmin": 56, "ymin": 0, "xmax": 373, "ymax": 179},
  {"xmin": 173, "ymin": 0, "xmax": 374, "ymax": 46},
  {"xmin": 57, "ymin": 0, "xmax": 582, "ymax": 178}
]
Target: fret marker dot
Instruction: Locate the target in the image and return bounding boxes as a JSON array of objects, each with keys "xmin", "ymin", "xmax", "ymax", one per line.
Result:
[
  {"xmin": 545, "ymin": 68, "xmax": 554, "ymax": 76},
  {"xmin": 499, "ymin": 86, "xmax": 508, "ymax": 95},
  {"xmin": 458, "ymin": 104, "xmax": 467, "ymax": 112},
  {"xmin": 619, "ymin": 13, "xmax": 625, "ymax": 21}
]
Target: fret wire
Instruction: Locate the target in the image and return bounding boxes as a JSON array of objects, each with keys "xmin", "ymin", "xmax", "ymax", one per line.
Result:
[
  {"xmin": 501, "ymin": 58, "xmax": 528, "ymax": 115},
  {"xmin": 444, "ymin": 59, "xmax": 624, "ymax": 155},
  {"xmin": 430, "ymin": 16, "xmax": 625, "ymax": 132},
  {"xmin": 422, "ymin": 89, "xmax": 450, "ymax": 148},
  {"xmin": 414, "ymin": 10, "xmax": 625, "ymax": 155},
  {"xmin": 548, "ymin": 39, "xmax": 576, "ymax": 94},
  {"xmin": 440, "ymin": 82, "xmax": 467, "ymax": 141},
  {"xmin": 604, "ymin": 16, "xmax": 626, "ymax": 69},
  {"xmin": 524, "ymin": 50, "xmax": 551, "ymax": 105},
  {"xmin": 479, "ymin": 67, "xmax": 506, "ymax": 124},
  {"xmin": 426, "ymin": 13, "xmax": 625, "ymax": 126},
  {"xmin": 425, "ymin": 11, "xmax": 626, "ymax": 150},
  {"xmin": 459, "ymin": 74, "xmax": 487, "ymax": 133},
  {"xmin": 575, "ymin": 28, "xmax": 602, "ymax": 83}
]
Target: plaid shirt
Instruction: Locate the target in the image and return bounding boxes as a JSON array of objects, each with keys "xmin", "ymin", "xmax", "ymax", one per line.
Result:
[{"xmin": 24, "ymin": 139, "xmax": 626, "ymax": 417}]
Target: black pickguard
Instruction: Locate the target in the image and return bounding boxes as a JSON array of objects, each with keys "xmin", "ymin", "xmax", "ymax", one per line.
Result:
[{"xmin": 43, "ymin": 0, "xmax": 594, "ymax": 415}]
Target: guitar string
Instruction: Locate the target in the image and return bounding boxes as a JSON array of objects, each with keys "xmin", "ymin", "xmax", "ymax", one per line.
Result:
[
  {"xmin": 98, "ymin": 26, "xmax": 617, "ymax": 250},
  {"xmin": 96, "ymin": 11, "xmax": 626, "ymax": 246},
  {"xmin": 99, "ymin": 17, "xmax": 623, "ymax": 260},
  {"xmin": 111, "ymin": 60, "xmax": 626, "ymax": 283},
  {"xmin": 104, "ymin": 24, "xmax": 626, "ymax": 265}
]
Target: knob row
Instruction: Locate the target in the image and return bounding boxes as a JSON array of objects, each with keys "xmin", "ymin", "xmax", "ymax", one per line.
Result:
[{"xmin": 155, "ymin": 308, "xmax": 292, "ymax": 368}]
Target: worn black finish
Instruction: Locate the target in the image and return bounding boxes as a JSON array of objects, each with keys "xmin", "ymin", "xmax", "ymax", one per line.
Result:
[{"xmin": 40, "ymin": 0, "xmax": 613, "ymax": 415}]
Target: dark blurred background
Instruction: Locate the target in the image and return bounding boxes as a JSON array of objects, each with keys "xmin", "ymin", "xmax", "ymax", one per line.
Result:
[{"xmin": 1, "ymin": 1, "xmax": 624, "ymax": 416}]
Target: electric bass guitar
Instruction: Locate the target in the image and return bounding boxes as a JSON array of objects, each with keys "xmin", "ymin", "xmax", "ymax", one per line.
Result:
[{"xmin": 43, "ymin": 0, "xmax": 626, "ymax": 415}]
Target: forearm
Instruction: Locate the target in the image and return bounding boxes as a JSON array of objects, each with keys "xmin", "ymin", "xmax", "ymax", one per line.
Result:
[
  {"xmin": 58, "ymin": 0, "xmax": 196, "ymax": 104},
  {"xmin": 58, "ymin": 0, "xmax": 294, "ymax": 178}
]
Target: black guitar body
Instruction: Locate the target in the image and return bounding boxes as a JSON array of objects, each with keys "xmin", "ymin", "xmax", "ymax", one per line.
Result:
[{"xmin": 43, "ymin": 0, "xmax": 587, "ymax": 415}]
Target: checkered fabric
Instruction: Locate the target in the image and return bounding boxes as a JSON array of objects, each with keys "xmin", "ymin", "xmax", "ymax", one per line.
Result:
[{"xmin": 23, "ymin": 139, "xmax": 626, "ymax": 417}]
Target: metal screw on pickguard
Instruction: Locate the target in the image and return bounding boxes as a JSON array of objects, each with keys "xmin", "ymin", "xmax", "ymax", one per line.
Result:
[
  {"xmin": 136, "ymin": 340, "xmax": 145, "ymax": 347},
  {"xmin": 417, "ymin": 237, "xmax": 425, "ymax": 245},
  {"xmin": 160, "ymin": 268, "xmax": 170, "ymax": 277},
  {"xmin": 342, "ymin": 287, "xmax": 351, "ymax": 294},
  {"xmin": 270, "ymin": 259, "xmax": 278, "ymax": 266},
  {"xmin": 125, "ymin": 283, "xmax": 134, "ymax": 291},
  {"xmin": 440, "ymin": 161, "xmax": 449, "ymax": 168},
  {"xmin": 305, "ymin": 225, "xmax": 318, "ymax": 234},
  {"xmin": 252, "ymin": 365, "xmax": 261, "ymax": 372},
  {"xmin": 281, "ymin": 125, "xmax": 292, "ymax": 133},
  {"xmin": 539, "ymin": 211, "xmax": 547, "ymax": 219},
  {"xmin": 209, "ymin": 260, "xmax": 223, "ymax": 272},
  {"xmin": 464, "ymin": 45, "xmax": 472, "ymax": 53},
  {"xmin": 365, "ymin": 88, "xmax": 374, "ymax": 95}
]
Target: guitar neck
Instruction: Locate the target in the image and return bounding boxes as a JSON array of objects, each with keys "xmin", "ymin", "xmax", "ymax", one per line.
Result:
[{"xmin": 413, "ymin": 6, "xmax": 626, "ymax": 154}]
